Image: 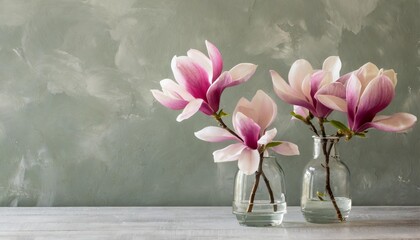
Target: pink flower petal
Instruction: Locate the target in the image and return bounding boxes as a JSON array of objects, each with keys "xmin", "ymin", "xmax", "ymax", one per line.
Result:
[
  {"xmin": 382, "ymin": 69, "xmax": 397, "ymax": 87},
  {"xmin": 234, "ymin": 90, "xmax": 277, "ymax": 132},
  {"xmin": 238, "ymin": 148, "xmax": 260, "ymax": 175},
  {"xmin": 194, "ymin": 126, "xmax": 239, "ymax": 142},
  {"xmin": 270, "ymin": 70, "xmax": 315, "ymax": 112},
  {"xmin": 206, "ymin": 72, "xmax": 232, "ymax": 112},
  {"xmin": 271, "ymin": 141, "xmax": 300, "ymax": 156},
  {"xmin": 362, "ymin": 113, "xmax": 417, "ymax": 132},
  {"xmin": 228, "ymin": 63, "xmax": 257, "ymax": 85},
  {"xmin": 151, "ymin": 89, "xmax": 188, "ymax": 110},
  {"xmin": 310, "ymin": 71, "xmax": 326, "ymax": 97},
  {"xmin": 187, "ymin": 49, "xmax": 212, "ymax": 81},
  {"xmin": 301, "ymin": 74, "xmax": 313, "ymax": 105},
  {"xmin": 205, "ymin": 40, "xmax": 223, "ymax": 82},
  {"xmin": 160, "ymin": 79, "xmax": 193, "ymax": 101},
  {"xmin": 288, "ymin": 59, "xmax": 313, "ymax": 95},
  {"xmin": 355, "ymin": 62, "xmax": 380, "ymax": 91},
  {"xmin": 316, "ymin": 82, "xmax": 347, "ymax": 112},
  {"xmin": 213, "ymin": 143, "xmax": 246, "ymax": 162},
  {"xmin": 316, "ymin": 95, "xmax": 347, "ymax": 112},
  {"xmin": 346, "ymin": 74, "xmax": 362, "ymax": 128},
  {"xmin": 257, "ymin": 128, "xmax": 277, "ymax": 145},
  {"xmin": 171, "ymin": 56, "xmax": 210, "ymax": 100},
  {"xmin": 233, "ymin": 112, "xmax": 260, "ymax": 150},
  {"xmin": 353, "ymin": 75, "xmax": 395, "ymax": 131},
  {"xmin": 176, "ymin": 98, "xmax": 204, "ymax": 122},
  {"xmin": 292, "ymin": 106, "xmax": 309, "ymax": 120},
  {"xmin": 322, "ymin": 56, "xmax": 341, "ymax": 81}
]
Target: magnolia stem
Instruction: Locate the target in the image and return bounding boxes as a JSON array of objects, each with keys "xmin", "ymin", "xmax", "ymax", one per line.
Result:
[
  {"xmin": 308, "ymin": 121, "xmax": 320, "ymax": 136},
  {"xmin": 212, "ymin": 113, "xmax": 243, "ymax": 141},
  {"xmin": 262, "ymin": 171, "xmax": 277, "ymax": 212},
  {"xmin": 319, "ymin": 120, "xmax": 344, "ymax": 222},
  {"xmin": 246, "ymin": 155, "xmax": 263, "ymax": 212}
]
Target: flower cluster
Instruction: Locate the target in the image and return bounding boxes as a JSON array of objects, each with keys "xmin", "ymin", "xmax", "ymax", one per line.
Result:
[
  {"xmin": 151, "ymin": 41, "xmax": 299, "ymax": 175},
  {"xmin": 271, "ymin": 57, "xmax": 417, "ymax": 137},
  {"xmin": 151, "ymin": 41, "xmax": 416, "ymax": 175}
]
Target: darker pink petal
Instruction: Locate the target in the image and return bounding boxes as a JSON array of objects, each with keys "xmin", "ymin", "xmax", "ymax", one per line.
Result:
[
  {"xmin": 206, "ymin": 40, "xmax": 223, "ymax": 82},
  {"xmin": 234, "ymin": 113, "xmax": 261, "ymax": 150},
  {"xmin": 206, "ymin": 72, "xmax": 232, "ymax": 112},
  {"xmin": 173, "ymin": 56, "xmax": 211, "ymax": 100},
  {"xmin": 345, "ymin": 74, "xmax": 362, "ymax": 129},
  {"xmin": 353, "ymin": 75, "xmax": 394, "ymax": 132}
]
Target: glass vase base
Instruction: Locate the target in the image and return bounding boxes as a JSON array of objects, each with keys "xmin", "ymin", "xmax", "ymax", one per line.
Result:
[
  {"xmin": 301, "ymin": 197, "xmax": 351, "ymax": 224},
  {"xmin": 234, "ymin": 212, "xmax": 285, "ymax": 227}
]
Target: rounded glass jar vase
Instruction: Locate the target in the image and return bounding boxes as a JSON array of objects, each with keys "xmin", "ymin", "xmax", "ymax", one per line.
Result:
[
  {"xmin": 301, "ymin": 136, "xmax": 351, "ymax": 223},
  {"xmin": 233, "ymin": 156, "xmax": 287, "ymax": 227}
]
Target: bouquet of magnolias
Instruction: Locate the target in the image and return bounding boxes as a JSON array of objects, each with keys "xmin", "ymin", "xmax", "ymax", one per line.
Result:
[
  {"xmin": 151, "ymin": 41, "xmax": 299, "ymax": 212},
  {"xmin": 270, "ymin": 56, "xmax": 417, "ymax": 221}
]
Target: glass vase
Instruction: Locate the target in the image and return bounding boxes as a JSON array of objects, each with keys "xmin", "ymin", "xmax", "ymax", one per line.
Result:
[
  {"xmin": 301, "ymin": 136, "xmax": 351, "ymax": 223},
  {"xmin": 232, "ymin": 156, "xmax": 287, "ymax": 227}
]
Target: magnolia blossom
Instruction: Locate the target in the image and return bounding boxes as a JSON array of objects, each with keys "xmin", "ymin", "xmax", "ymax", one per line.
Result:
[
  {"xmin": 317, "ymin": 63, "xmax": 417, "ymax": 132},
  {"xmin": 270, "ymin": 56, "xmax": 345, "ymax": 118},
  {"xmin": 194, "ymin": 90, "xmax": 299, "ymax": 175},
  {"xmin": 151, "ymin": 41, "xmax": 257, "ymax": 122}
]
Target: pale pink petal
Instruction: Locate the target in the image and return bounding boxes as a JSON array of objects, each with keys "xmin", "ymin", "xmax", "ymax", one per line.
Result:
[
  {"xmin": 205, "ymin": 40, "xmax": 223, "ymax": 82},
  {"xmin": 271, "ymin": 141, "xmax": 300, "ymax": 156},
  {"xmin": 238, "ymin": 148, "xmax": 260, "ymax": 175},
  {"xmin": 346, "ymin": 74, "xmax": 362, "ymax": 128},
  {"xmin": 213, "ymin": 143, "xmax": 246, "ymax": 162},
  {"xmin": 233, "ymin": 112, "xmax": 260, "ymax": 150},
  {"xmin": 206, "ymin": 72, "xmax": 232, "ymax": 112},
  {"xmin": 151, "ymin": 89, "xmax": 188, "ymax": 110},
  {"xmin": 176, "ymin": 98, "xmax": 203, "ymax": 122},
  {"xmin": 301, "ymin": 74, "xmax": 313, "ymax": 105},
  {"xmin": 257, "ymin": 128, "xmax": 277, "ymax": 145},
  {"xmin": 356, "ymin": 62, "xmax": 379, "ymax": 91},
  {"xmin": 228, "ymin": 63, "xmax": 257, "ymax": 84},
  {"xmin": 382, "ymin": 69, "xmax": 397, "ymax": 87},
  {"xmin": 233, "ymin": 97, "xmax": 254, "ymax": 124},
  {"xmin": 270, "ymin": 70, "xmax": 315, "ymax": 112},
  {"xmin": 318, "ymin": 71, "xmax": 333, "ymax": 89},
  {"xmin": 233, "ymin": 91, "xmax": 277, "ymax": 133},
  {"xmin": 322, "ymin": 56, "xmax": 341, "ymax": 81},
  {"xmin": 362, "ymin": 113, "xmax": 417, "ymax": 133},
  {"xmin": 292, "ymin": 106, "xmax": 309, "ymax": 119},
  {"xmin": 250, "ymin": 90, "xmax": 277, "ymax": 131},
  {"xmin": 187, "ymin": 49, "xmax": 212, "ymax": 81},
  {"xmin": 316, "ymin": 95, "xmax": 347, "ymax": 112},
  {"xmin": 316, "ymin": 82, "xmax": 347, "ymax": 112},
  {"xmin": 171, "ymin": 56, "xmax": 210, "ymax": 100},
  {"xmin": 288, "ymin": 59, "xmax": 313, "ymax": 94},
  {"xmin": 194, "ymin": 126, "xmax": 239, "ymax": 142},
  {"xmin": 160, "ymin": 79, "xmax": 193, "ymax": 101},
  {"xmin": 353, "ymin": 75, "xmax": 395, "ymax": 131}
]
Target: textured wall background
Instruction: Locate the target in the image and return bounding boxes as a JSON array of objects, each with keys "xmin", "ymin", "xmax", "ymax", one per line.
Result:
[{"xmin": 0, "ymin": 0, "xmax": 418, "ymax": 206}]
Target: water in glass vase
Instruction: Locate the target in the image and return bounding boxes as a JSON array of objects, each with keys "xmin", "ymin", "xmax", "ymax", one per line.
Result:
[
  {"xmin": 233, "ymin": 200, "xmax": 287, "ymax": 227},
  {"xmin": 302, "ymin": 197, "xmax": 351, "ymax": 223}
]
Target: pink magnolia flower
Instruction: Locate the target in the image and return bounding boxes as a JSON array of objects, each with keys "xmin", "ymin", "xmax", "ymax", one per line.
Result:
[
  {"xmin": 270, "ymin": 56, "xmax": 345, "ymax": 119},
  {"xmin": 194, "ymin": 90, "xmax": 299, "ymax": 175},
  {"xmin": 151, "ymin": 41, "xmax": 257, "ymax": 122},
  {"xmin": 317, "ymin": 63, "xmax": 417, "ymax": 132}
]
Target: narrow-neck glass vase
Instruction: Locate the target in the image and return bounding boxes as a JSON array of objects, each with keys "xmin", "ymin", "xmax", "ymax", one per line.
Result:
[
  {"xmin": 233, "ymin": 156, "xmax": 287, "ymax": 227},
  {"xmin": 301, "ymin": 136, "xmax": 351, "ymax": 223}
]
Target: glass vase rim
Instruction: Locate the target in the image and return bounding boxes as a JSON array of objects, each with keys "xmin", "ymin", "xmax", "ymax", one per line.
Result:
[{"xmin": 312, "ymin": 135, "xmax": 340, "ymax": 140}]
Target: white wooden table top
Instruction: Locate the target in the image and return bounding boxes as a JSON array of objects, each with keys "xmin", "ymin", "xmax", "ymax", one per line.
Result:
[{"xmin": 0, "ymin": 206, "xmax": 419, "ymax": 239}]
